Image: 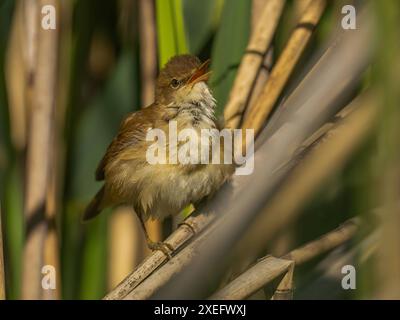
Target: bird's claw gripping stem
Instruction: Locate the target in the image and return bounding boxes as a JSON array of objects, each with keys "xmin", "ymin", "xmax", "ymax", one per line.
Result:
[{"xmin": 147, "ymin": 241, "xmax": 174, "ymax": 259}]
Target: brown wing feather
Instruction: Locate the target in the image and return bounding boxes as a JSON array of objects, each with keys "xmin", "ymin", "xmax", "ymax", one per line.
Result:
[{"xmin": 95, "ymin": 104, "xmax": 163, "ymax": 181}]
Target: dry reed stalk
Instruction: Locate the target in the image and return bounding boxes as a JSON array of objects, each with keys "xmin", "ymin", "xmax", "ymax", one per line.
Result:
[
  {"xmin": 22, "ymin": 0, "xmax": 59, "ymax": 299},
  {"xmin": 0, "ymin": 206, "xmax": 5, "ymax": 300},
  {"xmin": 138, "ymin": 0, "xmax": 157, "ymax": 106},
  {"xmin": 244, "ymin": 0, "xmax": 275, "ymax": 126},
  {"xmin": 282, "ymin": 218, "xmax": 360, "ymax": 265},
  {"xmin": 238, "ymin": 93, "xmax": 378, "ymax": 264},
  {"xmin": 210, "ymin": 218, "xmax": 360, "ymax": 300},
  {"xmin": 217, "ymin": 1, "xmax": 278, "ymax": 281},
  {"xmin": 210, "ymin": 257, "xmax": 293, "ymax": 300},
  {"xmin": 299, "ymin": 230, "xmax": 378, "ymax": 299},
  {"xmin": 294, "ymin": 0, "xmax": 313, "ymax": 18},
  {"xmin": 104, "ymin": 213, "xmax": 212, "ymax": 299},
  {"xmin": 41, "ymin": 0, "xmax": 74, "ymax": 300},
  {"xmin": 5, "ymin": 0, "xmax": 28, "ymax": 150},
  {"xmin": 43, "ymin": 137, "xmax": 62, "ymax": 300},
  {"xmin": 272, "ymin": 263, "xmax": 294, "ymax": 300},
  {"xmin": 21, "ymin": 0, "xmax": 41, "ymax": 300},
  {"xmin": 142, "ymin": 91, "xmax": 375, "ymax": 300},
  {"xmin": 212, "ymin": 100, "xmax": 361, "ymax": 300},
  {"xmin": 241, "ymin": 0, "xmax": 327, "ymax": 136},
  {"xmin": 223, "ymin": 0, "xmax": 285, "ymax": 129},
  {"xmin": 272, "ymin": 217, "xmax": 361, "ymax": 299},
  {"xmin": 108, "ymin": 208, "xmax": 138, "ymax": 289},
  {"xmin": 244, "ymin": 0, "xmax": 317, "ymax": 261},
  {"xmin": 122, "ymin": 236, "xmax": 201, "ymax": 300},
  {"xmin": 121, "ymin": 208, "xmax": 236, "ymax": 300}
]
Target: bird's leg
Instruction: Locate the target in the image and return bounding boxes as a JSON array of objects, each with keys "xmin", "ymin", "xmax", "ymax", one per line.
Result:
[{"xmin": 138, "ymin": 214, "xmax": 174, "ymax": 258}]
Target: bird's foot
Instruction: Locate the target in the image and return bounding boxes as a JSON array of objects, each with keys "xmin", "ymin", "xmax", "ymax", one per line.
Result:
[{"xmin": 147, "ymin": 241, "xmax": 174, "ymax": 259}]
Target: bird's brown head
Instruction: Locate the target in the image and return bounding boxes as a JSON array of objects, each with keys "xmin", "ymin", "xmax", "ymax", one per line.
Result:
[{"xmin": 155, "ymin": 54, "xmax": 212, "ymax": 105}]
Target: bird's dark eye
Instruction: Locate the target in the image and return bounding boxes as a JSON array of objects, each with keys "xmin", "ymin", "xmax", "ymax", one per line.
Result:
[{"xmin": 170, "ymin": 78, "xmax": 180, "ymax": 89}]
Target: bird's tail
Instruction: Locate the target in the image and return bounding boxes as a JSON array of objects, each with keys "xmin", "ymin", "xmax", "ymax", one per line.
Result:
[{"xmin": 82, "ymin": 186, "xmax": 106, "ymax": 222}]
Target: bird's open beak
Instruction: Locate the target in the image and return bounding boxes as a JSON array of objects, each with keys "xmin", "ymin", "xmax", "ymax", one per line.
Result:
[{"xmin": 188, "ymin": 59, "xmax": 212, "ymax": 86}]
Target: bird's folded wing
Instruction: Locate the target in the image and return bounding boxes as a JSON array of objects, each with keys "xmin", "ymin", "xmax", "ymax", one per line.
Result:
[{"xmin": 95, "ymin": 105, "xmax": 160, "ymax": 181}]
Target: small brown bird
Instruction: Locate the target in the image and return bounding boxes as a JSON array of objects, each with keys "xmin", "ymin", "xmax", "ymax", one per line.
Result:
[{"xmin": 83, "ymin": 54, "xmax": 234, "ymax": 255}]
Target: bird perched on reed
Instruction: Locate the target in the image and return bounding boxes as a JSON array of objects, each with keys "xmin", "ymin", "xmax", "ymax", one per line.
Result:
[{"xmin": 83, "ymin": 54, "xmax": 234, "ymax": 256}]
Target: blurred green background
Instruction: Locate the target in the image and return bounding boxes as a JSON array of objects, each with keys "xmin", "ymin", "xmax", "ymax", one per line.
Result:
[{"xmin": 0, "ymin": 0, "xmax": 398, "ymax": 300}]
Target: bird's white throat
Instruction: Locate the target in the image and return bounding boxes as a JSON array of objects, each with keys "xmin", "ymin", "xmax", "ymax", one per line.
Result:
[{"xmin": 173, "ymin": 81, "xmax": 217, "ymax": 129}]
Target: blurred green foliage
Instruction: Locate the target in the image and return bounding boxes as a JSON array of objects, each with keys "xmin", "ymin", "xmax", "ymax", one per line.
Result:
[
  {"xmin": 0, "ymin": 0, "xmax": 22, "ymax": 300},
  {"xmin": 156, "ymin": 0, "xmax": 188, "ymax": 66},
  {"xmin": 184, "ymin": 0, "xmax": 223, "ymax": 54}
]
